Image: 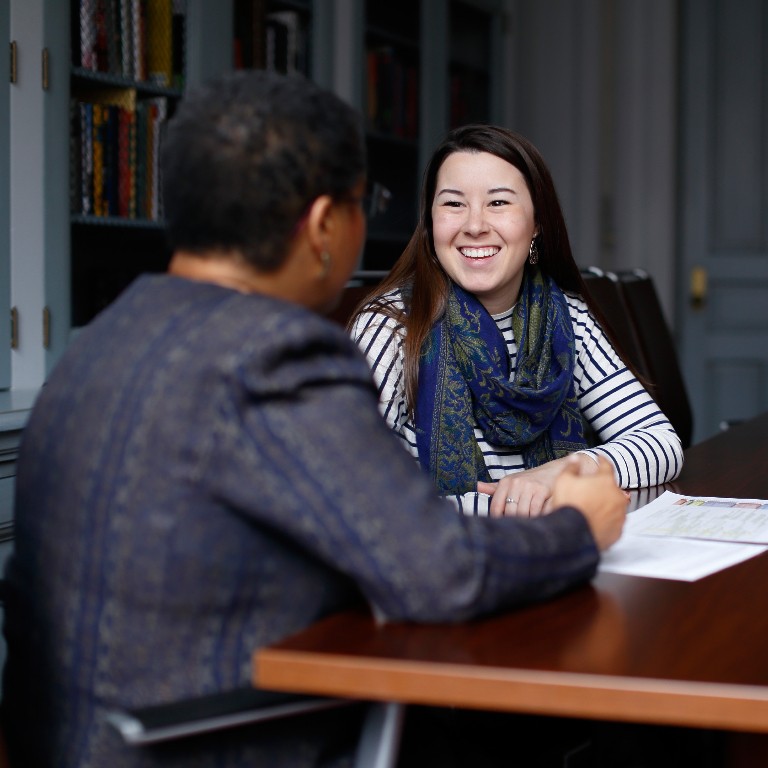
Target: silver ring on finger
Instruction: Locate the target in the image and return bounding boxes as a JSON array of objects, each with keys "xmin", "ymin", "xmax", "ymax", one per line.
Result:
[{"xmin": 505, "ymin": 497, "xmax": 516, "ymax": 504}]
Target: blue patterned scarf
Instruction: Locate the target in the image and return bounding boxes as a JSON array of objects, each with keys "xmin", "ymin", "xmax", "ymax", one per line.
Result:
[{"xmin": 414, "ymin": 270, "xmax": 588, "ymax": 494}]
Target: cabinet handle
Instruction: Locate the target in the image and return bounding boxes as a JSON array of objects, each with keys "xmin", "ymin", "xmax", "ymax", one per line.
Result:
[
  {"xmin": 43, "ymin": 306, "xmax": 51, "ymax": 349},
  {"xmin": 10, "ymin": 41, "xmax": 17, "ymax": 84},
  {"xmin": 10, "ymin": 307, "xmax": 18, "ymax": 350},
  {"xmin": 42, "ymin": 47, "xmax": 49, "ymax": 90}
]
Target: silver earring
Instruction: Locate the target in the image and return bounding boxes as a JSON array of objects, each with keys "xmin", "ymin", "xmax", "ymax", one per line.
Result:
[
  {"xmin": 528, "ymin": 238, "xmax": 539, "ymax": 266},
  {"xmin": 319, "ymin": 250, "xmax": 332, "ymax": 278}
]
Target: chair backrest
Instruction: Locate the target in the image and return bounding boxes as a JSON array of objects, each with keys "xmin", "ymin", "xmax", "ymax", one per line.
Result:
[
  {"xmin": 580, "ymin": 267, "xmax": 649, "ymax": 380},
  {"xmin": 326, "ymin": 284, "xmax": 377, "ymax": 328},
  {"xmin": 614, "ymin": 269, "xmax": 694, "ymax": 449},
  {"xmin": 325, "ymin": 272, "xmax": 388, "ymax": 328}
]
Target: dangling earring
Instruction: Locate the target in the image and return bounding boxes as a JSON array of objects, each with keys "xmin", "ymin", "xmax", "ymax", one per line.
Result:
[
  {"xmin": 528, "ymin": 237, "xmax": 539, "ymax": 266},
  {"xmin": 319, "ymin": 250, "xmax": 332, "ymax": 278}
]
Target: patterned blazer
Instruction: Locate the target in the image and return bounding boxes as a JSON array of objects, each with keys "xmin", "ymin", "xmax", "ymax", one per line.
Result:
[{"xmin": 3, "ymin": 275, "xmax": 598, "ymax": 767}]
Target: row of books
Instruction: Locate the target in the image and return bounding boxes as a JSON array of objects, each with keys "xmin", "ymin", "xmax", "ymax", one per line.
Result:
[
  {"xmin": 73, "ymin": 0, "xmax": 186, "ymax": 88},
  {"xmin": 70, "ymin": 89, "xmax": 168, "ymax": 221},
  {"xmin": 366, "ymin": 47, "xmax": 419, "ymax": 140},
  {"xmin": 233, "ymin": 3, "xmax": 310, "ymax": 74},
  {"xmin": 265, "ymin": 11, "xmax": 309, "ymax": 74}
]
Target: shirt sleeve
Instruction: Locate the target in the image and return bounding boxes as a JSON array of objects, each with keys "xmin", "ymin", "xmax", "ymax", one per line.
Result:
[
  {"xmin": 350, "ymin": 302, "xmax": 410, "ymax": 435},
  {"xmin": 568, "ymin": 295, "xmax": 684, "ymax": 488}
]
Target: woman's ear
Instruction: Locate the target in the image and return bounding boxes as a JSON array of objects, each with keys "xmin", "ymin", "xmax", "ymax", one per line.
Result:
[{"xmin": 304, "ymin": 195, "xmax": 336, "ymax": 256}]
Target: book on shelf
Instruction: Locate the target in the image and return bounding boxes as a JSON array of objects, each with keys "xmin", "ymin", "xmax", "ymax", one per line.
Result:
[
  {"xmin": 172, "ymin": 0, "xmax": 186, "ymax": 88},
  {"xmin": 70, "ymin": 101, "xmax": 84, "ymax": 215},
  {"xmin": 71, "ymin": 86, "xmax": 169, "ymax": 222},
  {"xmin": 265, "ymin": 10, "xmax": 308, "ymax": 74},
  {"xmin": 366, "ymin": 46, "xmax": 419, "ymax": 139},
  {"xmin": 73, "ymin": 0, "xmax": 185, "ymax": 84},
  {"xmin": 131, "ymin": 0, "xmax": 145, "ymax": 80},
  {"xmin": 233, "ymin": 0, "xmax": 267, "ymax": 70},
  {"xmin": 146, "ymin": 0, "xmax": 173, "ymax": 87}
]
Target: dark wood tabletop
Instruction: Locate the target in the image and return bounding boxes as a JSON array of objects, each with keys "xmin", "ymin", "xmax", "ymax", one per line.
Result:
[{"xmin": 254, "ymin": 413, "xmax": 768, "ymax": 737}]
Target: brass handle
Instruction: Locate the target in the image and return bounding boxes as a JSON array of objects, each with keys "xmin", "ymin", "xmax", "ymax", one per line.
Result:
[
  {"xmin": 10, "ymin": 41, "xmax": 17, "ymax": 84},
  {"xmin": 690, "ymin": 266, "xmax": 707, "ymax": 309},
  {"xmin": 10, "ymin": 307, "xmax": 18, "ymax": 349},
  {"xmin": 42, "ymin": 47, "xmax": 49, "ymax": 90}
]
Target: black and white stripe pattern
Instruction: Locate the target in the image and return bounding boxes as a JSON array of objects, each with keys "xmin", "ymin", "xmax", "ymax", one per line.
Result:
[{"xmin": 351, "ymin": 289, "xmax": 683, "ymax": 514}]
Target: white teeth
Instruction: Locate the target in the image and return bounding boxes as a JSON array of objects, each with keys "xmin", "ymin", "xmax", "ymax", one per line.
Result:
[{"xmin": 461, "ymin": 247, "xmax": 498, "ymax": 259}]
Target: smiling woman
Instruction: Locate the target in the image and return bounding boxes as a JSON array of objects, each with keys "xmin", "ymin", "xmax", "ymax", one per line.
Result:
[{"xmin": 349, "ymin": 124, "xmax": 684, "ymax": 518}]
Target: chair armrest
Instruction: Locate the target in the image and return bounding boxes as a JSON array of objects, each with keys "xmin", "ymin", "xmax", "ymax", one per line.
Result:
[{"xmin": 106, "ymin": 687, "xmax": 353, "ymax": 746}]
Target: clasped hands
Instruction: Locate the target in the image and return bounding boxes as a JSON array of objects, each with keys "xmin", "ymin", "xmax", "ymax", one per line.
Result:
[{"xmin": 477, "ymin": 453, "xmax": 629, "ymax": 550}]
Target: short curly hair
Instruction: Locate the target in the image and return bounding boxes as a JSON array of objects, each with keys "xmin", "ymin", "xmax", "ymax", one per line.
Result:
[{"xmin": 161, "ymin": 69, "xmax": 366, "ymax": 272}]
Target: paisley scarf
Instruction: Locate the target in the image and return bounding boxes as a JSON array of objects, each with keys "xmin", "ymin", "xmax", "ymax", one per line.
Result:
[{"xmin": 414, "ymin": 270, "xmax": 588, "ymax": 494}]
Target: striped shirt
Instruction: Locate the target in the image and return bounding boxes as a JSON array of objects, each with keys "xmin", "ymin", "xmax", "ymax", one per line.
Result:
[{"xmin": 351, "ymin": 289, "xmax": 684, "ymax": 515}]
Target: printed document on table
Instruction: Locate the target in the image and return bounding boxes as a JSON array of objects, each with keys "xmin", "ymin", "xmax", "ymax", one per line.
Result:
[
  {"xmin": 626, "ymin": 490, "xmax": 768, "ymax": 543},
  {"xmin": 598, "ymin": 490, "xmax": 768, "ymax": 581}
]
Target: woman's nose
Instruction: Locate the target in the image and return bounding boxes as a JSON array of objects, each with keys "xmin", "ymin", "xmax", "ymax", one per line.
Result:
[{"xmin": 464, "ymin": 206, "xmax": 489, "ymax": 235}]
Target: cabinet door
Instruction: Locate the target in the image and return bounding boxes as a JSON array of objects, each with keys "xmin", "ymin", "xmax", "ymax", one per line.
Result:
[
  {"xmin": 8, "ymin": 0, "xmax": 69, "ymax": 387},
  {"xmin": 0, "ymin": 1, "xmax": 10, "ymax": 389}
]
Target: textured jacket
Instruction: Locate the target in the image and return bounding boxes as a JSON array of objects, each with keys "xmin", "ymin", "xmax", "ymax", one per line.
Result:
[{"xmin": 3, "ymin": 275, "xmax": 599, "ymax": 767}]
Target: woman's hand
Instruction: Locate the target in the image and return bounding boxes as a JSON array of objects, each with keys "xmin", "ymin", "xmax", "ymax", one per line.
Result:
[
  {"xmin": 477, "ymin": 453, "xmax": 601, "ymax": 518},
  {"xmin": 550, "ymin": 455, "xmax": 627, "ymax": 551}
]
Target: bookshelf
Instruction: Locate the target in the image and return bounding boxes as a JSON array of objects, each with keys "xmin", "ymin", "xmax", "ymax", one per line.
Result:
[
  {"xmin": 448, "ymin": 0, "xmax": 493, "ymax": 129},
  {"xmin": 361, "ymin": 0, "xmax": 504, "ymax": 273},
  {"xmin": 233, "ymin": 0, "xmax": 313, "ymax": 75},
  {"xmin": 68, "ymin": 0, "xmax": 187, "ymax": 328},
  {"xmin": 67, "ymin": 0, "xmax": 504, "ymax": 329},
  {"xmin": 230, "ymin": 0, "xmax": 504, "ymax": 276},
  {"xmin": 362, "ymin": 0, "xmax": 421, "ymax": 272}
]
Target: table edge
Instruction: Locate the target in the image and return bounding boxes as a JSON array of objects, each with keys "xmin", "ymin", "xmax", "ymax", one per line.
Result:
[{"xmin": 255, "ymin": 647, "xmax": 768, "ymax": 733}]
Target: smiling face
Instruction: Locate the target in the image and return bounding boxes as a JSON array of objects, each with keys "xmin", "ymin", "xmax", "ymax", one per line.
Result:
[{"xmin": 431, "ymin": 150, "xmax": 538, "ymax": 314}]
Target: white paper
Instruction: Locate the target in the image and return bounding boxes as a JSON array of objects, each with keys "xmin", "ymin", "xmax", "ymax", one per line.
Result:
[
  {"xmin": 598, "ymin": 490, "xmax": 768, "ymax": 581},
  {"xmin": 599, "ymin": 534, "xmax": 767, "ymax": 581},
  {"xmin": 626, "ymin": 490, "xmax": 768, "ymax": 543}
]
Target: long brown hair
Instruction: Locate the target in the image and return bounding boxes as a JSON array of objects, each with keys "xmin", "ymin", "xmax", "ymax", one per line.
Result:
[{"xmin": 350, "ymin": 124, "xmax": 640, "ymax": 411}]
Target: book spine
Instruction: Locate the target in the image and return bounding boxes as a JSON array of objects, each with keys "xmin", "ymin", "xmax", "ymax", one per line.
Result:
[
  {"xmin": 118, "ymin": 107, "xmax": 130, "ymax": 218},
  {"xmin": 92, "ymin": 104, "xmax": 105, "ymax": 217},
  {"xmin": 128, "ymin": 109, "xmax": 137, "ymax": 219},
  {"xmin": 82, "ymin": 103, "xmax": 94, "ymax": 215},
  {"xmin": 120, "ymin": 0, "xmax": 133, "ymax": 76},
  {"xmin": 171, "ymin": 0, "xmax": 186, "ymax": 89},
  {"xmin": 134, "ymin": 101, "xmax": 147, "ymax": 219},
  {"xmin": 80, "ymin": 0, "xmax": 98, "ymax": 70},
  {"xmin": 146, "ymin": 0, "xmax": 173, "ymax": 86},
  {"xmin": 132, "ymin": 0, "xmax": 143, "ymax": 80}
]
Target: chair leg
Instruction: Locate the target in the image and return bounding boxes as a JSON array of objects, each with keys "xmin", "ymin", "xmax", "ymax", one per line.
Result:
[{"xmin": 353, "ymin": 702, "xmax": 406, "ymax": 768}]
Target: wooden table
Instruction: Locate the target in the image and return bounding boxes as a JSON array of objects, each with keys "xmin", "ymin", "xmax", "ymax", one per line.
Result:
[{"xmin": 255, "ymin": 413, "xmax": 768, "ymax": 767}]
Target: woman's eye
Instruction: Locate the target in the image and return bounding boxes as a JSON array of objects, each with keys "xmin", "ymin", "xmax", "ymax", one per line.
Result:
[
  {"xmin": 441, "ymin": 200, "xmax": 463, "ymax": 208},
  {"xmin": 489, "ymin": 199, "xmax": 510, "ymax": 207}
]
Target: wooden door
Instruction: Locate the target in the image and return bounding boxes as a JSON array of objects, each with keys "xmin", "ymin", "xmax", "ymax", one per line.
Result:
[{"xmin": 679, "ymin": 0, "xmax": 768, "ymax": 441}]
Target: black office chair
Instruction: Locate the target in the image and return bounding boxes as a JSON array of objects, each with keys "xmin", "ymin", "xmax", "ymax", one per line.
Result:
[
  {"xmin": 106, "ymin": 687, "xmax": 402, "ymax": 767},
  {"xmin": 106, "ymin": 687, "xmax": 353, "ymax": 746},
  {"xmin": 326, "ymin": 272, "xmax": 388, "ymax": 328},
  {"xmin": 580, "ymin": 267, "xmax": 693, "ymax": 448},
  {"xmin": 580, "ymin": 267, "xmax": 649, "ymax": 380},
  {"xmin": 614, "ymin": 269, "xmax": 694, "ymax": 449}
]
